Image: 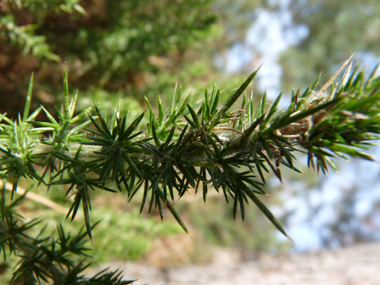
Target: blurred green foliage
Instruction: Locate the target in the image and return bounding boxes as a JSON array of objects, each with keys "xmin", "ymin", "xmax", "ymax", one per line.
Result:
[
  {"xmin": 0, "ymin": 0, "xmax": 218, "ymax": 117},
  {"xmin": 181, "ymin": 195, "xmax": 290, "ymax": 258}
]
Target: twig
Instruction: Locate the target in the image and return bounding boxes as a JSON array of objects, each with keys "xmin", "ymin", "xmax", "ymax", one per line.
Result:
[{"xmin": 1, "ymin": 180, "xmax": 68, "ymax": 215}]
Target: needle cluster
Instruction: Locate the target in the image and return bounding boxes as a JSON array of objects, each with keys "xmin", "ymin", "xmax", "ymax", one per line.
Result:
[{"xmin": 1, "ymin": 61, "xmax": 380, "ymax": 283}]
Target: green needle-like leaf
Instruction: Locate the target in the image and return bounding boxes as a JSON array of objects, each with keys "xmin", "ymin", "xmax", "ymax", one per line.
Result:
[
  {"xmin": 63, "ymin": 69, "xmax": 70, "ymax": 122},
  {"xmin": 22, "ymin": 73, "xmax": 33, "ymax": 121},
  {"xmin": 122, "ymin": 112, "xmax": 144, "ymax": 140},
  {"xmin": 213, "ymin": 67, "xmax": 261, "ymax": 124},
  {"xmin": 243, "ymin": 187, "xmax": 293, "ymax": 242},
  {"xmin": 187, "ymin": 104, "xmax": 201, "ymax": 129}
]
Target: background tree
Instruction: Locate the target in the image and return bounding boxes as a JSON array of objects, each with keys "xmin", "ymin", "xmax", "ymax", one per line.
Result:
[
  {"xmin": 0, "ymin": 0, "xmax": 217, "ymax": 117},
  {"xmin": 278, "ymin": 0, "xmax": 380, "ymax": 90}
]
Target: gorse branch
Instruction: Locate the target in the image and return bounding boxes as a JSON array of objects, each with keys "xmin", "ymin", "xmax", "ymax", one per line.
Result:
[{"xmin": 1, "ymin": 61, "xmax": 380, "ymax": 283}]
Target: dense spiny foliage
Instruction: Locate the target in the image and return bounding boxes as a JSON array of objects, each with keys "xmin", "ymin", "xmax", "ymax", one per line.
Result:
[{"xmin": 1, "ymin": 59, "xmax": 380, "ymax": 283}]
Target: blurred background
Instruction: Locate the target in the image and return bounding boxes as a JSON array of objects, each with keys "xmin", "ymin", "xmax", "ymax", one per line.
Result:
[{"xmin": 1, "ymin": 0, "xmax": 380, "ymax": 275}]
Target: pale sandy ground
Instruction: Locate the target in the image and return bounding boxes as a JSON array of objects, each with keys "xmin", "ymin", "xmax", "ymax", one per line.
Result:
[{"xmin": 97, "ymin": 242, "xmax": 380, "ymax": 285}]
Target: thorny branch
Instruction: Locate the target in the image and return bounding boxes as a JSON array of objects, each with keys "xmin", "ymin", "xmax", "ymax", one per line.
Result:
[{"xmin": 1, "ymin": 57, "xmax": 380, "ymax": 283}]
